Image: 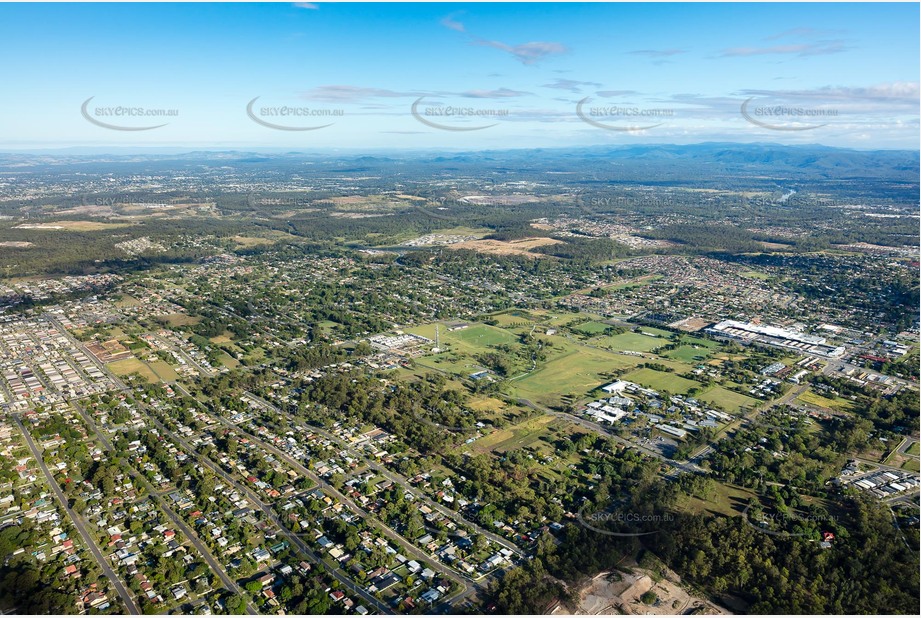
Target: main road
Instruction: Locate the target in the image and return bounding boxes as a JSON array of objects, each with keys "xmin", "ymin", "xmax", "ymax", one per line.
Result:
[{"xmin": 13, "ymin": 414, "xmax": 140, "ymax": 615}]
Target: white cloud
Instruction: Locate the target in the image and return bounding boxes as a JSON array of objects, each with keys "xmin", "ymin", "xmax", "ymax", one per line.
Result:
[
  {"xmin": 472, "ymin": 39, "xmax": 568, "ymax": 65},
  {"xmin": 720, "ymin": 41, "xmax": 851, "ymax": 57},
  {"xmin": 542, "ymin": 79, "xmax": 602, "ymax": 93}
]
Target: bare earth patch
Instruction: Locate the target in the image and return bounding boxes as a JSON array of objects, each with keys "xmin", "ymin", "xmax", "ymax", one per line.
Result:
[
  {"xmin": 557, "ymin": 566, "xmax": 730, "ymax": 615},
  {"xmin": 447, "ymin": 237, "xmax": 562, "ymax": 257},
  {"xmin": 14, "ymin": 220, "xmax": 133, "ymax": 231},
  {"xmin": 756, "ymin": 240, "xmax": 793, "ymax": 250}
]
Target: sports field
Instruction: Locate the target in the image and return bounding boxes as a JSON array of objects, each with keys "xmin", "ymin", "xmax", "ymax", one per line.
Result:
[
  {"xmin": 572, "ymin": 321, "xmax": 611, "ymax": 335},
  {"xmin": 597, "ymin": 331, "xmax": 666, "ymax": 353},
  {"xmin": 510, "ymin": 343, "xmax": 642, "ymax": 406},
  {"xmin": 622, "ymin": 367, "xmax": 699, "ymax": 395},
  {"xmin": 408, "ymin": 322, "xmax": 519, "ymax": 352},
  {"xmin": 664, "ymin": 344, "xmax": 713, "ymax": 363},
  {"xmin": 697, "ymin": 386, "xmax": 758, "ymax": 413}
]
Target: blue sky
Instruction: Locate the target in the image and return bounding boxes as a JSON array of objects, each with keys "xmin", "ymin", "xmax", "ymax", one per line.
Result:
[{"xmin": 0, "ymin": 2, "xmax": 917, "ymax": 151}]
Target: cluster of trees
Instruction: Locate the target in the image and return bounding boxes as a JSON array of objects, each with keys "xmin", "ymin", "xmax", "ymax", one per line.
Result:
[
  {"xmin": 0, "ymin": 522, "xmax": 90, "ymax": 614},
  {"xmin": 811, "ymin": 375, "xmax": 920, "ymax": 435},
  {"xmin": 489, "ymin": 470, "xmax": 919, "ymax": 615},
  {"xmin": 642, "ymin": 224, "xmax": 766, "ymax": 254},
  {"xmin": 648, "ymin": 497, "xmax": 918, "ymax": 613},
  {"xmin": 532, "ymin": 237, "xmax": 633, "ymax": 262},
  {"xmin": 706, "ymin": 413, "xmax": 843, "ymax": 491}
]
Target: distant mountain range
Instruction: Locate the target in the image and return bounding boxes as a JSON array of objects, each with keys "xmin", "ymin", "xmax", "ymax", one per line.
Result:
[{"xmin": 0, "ymin": 143, "xmax": 917, "ymax": 181}]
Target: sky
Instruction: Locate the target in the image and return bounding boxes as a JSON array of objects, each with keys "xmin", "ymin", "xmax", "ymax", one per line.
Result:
[{"xmin": 0, "ymin": 1, "xmax": 917, "ymax": 151}]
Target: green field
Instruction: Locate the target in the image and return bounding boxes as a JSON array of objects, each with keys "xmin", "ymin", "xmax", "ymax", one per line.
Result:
[
  {"xmin": 597, "ymin": 331, "xmax": 666, "ymax": 353},
  {"xmin": 572, "ymin": 321, "xmax": 612, "ymax": 335},
  {"xmin": 453, "ymin": 324, "xmax": 520, "ymax": 347},
  {"xmin": 147, "ymin": 360, "xmax": 180, "ymax": 382},
  {"xmin": 680, "ymin": 481, "xmax": 759, "ymax": 517},
  {"xmin": 624, "ymin": 367, "xmax": 700, "ymax": 395},
  {"xmin": 905, "ymin": 442, "xmax": 920, "ymax": 456},
  {"xmin": 622, "ymin": 367, "xmax": 700, "ymax": 395},
  {"xmin": 408, "ymin": 322, "xmax": 520, "ymax": 352},
  {"xmin": 215, "ymin": 351, "xmax": 240, "ymax": 369},
  {"xmin": 108, "ymin": 358, "xmax": 160, "ymax": 383},
  {"xmin": 472, "ymin": 415, "xmax": 558, "ymax": 453},
  {"xmin": 489, "ymin": 312, "xmax": 537, "ymax": 328},
  {"xmin": 510, "ymin": 341, "xmax": 642, "ymax": 407},
  {"xmin": 902, "ymin": 458, "xmax": 920, "ymax": 472},
  {"xmin": 697, "ymin": 386, "xmax": 758, "ymax": 413},
  {"xmin": 160, "ymin": 313, "xmax": 200, "ymax": 327},
  {"xmin": 796, "ymin": 389, "xmax": 856, "ymax": 413},
  {"xmin": 415, "ymin": 353, "xmax": 488, "ymax": 376},
  {"xmin": 664, "ymin": 344, "xmax": 714, "ymax": 363}
]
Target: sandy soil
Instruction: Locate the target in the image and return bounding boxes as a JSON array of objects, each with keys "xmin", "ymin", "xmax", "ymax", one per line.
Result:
[
  {"xmin": 556, "ymin": 565, "xmax": 730, "ymax": 616},
  {"xmin": 447, "ymin": 237, "xmax": 562, "ymax": 257}
]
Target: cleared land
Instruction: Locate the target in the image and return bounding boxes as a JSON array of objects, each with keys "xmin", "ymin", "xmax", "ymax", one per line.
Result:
[
  {"xmin": 796, "ymin": 389, "xmax": 856, "ymax": 413},
  {"xmin": 147, "ymin": 360, "xmax": 180, "ymax": 382},
  {"xmin": 107, "ymin": 358, "xmax": 160, "ymax": 383},
  {"xmin": 471, "ymin": 415, "xmax": 557, "ymax": 454},
  {"xmin": 447, "ymin": 237, "xmax": 562, "ymax": 257},
  {"xmin": 159, "ymin": 313, "xmax": 200, "ymax": 327},
  {"xmin": 14, "ymin": 220, "xmax": 133, "ymax": 231}
]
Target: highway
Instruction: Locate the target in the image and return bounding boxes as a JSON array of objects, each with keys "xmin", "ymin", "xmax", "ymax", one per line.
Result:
[{"xmin": 13, "ymin": 414, "xmax": 140, "ymax": 615}]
